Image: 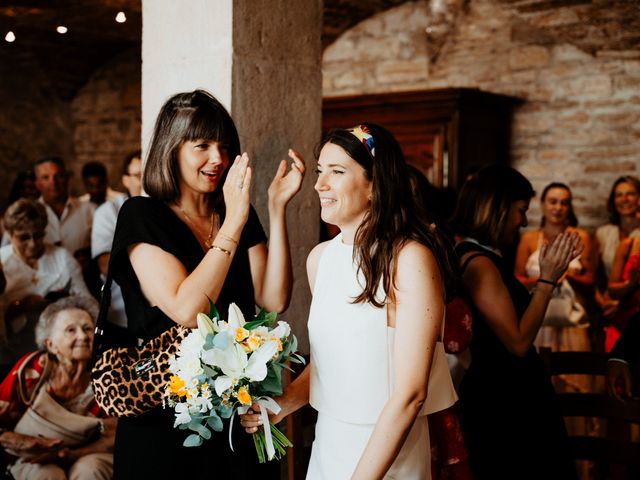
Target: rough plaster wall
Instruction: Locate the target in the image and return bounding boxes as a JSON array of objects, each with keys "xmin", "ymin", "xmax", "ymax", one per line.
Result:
[
  {"xmin": 323, "ymin": 0, "xmax": 640, "ymax": 230},
  {"xmin": 71, "ymin": 48, "xmax": 142, "ymax": 194},
  {"xmin": 0, "ymin": 64, "xmax": 75, "ymax": 209}
]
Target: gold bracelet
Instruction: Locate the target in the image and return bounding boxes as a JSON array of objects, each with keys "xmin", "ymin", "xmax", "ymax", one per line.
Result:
[
  {"xmin": 217, "ymin": 232, "xmax": 239, "ymax": 245},
  {"xmin": 210, "ymin": 245, "xmax": 232, "ymax": 256}
]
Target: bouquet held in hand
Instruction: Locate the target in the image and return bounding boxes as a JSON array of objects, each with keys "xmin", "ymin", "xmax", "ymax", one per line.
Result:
[{"xmin": 164, "ymin": 302, "xmax": 304, "ymax": 462}]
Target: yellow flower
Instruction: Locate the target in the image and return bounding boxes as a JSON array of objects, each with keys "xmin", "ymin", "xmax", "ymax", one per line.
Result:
[
  {"xmin": 246, "ymin": 334, "xmax": 261, "ymax": 351},
  {"xmin": 237, "ymin": 386, "xmax": 252, "ymax": 406},
  {"xmin": 168, "ymin": 376, "xmax": 187, "ymax": 397},
  {"xmin": 235, "ymin": 327, "xmax": 249, "ymax": 342}
]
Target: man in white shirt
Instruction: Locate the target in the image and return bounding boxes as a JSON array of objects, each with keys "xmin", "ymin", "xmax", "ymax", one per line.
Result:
[
  {"xmin": 34, "ymin": 156, "xmax": 95, "ymax": 259},
  {"xmin": 92, "ymin": 151, "xmax": 142, "ymax": 327}
]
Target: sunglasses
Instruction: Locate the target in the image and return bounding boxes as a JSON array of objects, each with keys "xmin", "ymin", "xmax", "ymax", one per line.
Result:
[{"xmin": 14, "ymin": 232, "xmax": 46, "ymax": 242}]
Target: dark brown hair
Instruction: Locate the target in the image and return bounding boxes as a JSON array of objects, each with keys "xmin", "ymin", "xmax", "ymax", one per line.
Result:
[
  {"xmin": 451, "ymin": 165, "xmax": 535, "ymax": 248},
  {"xmin": 318, "ymin": 123, "xmax": 457, "ymax": 306},
  {"xmin": 143, "ymin": 90, "xmax": 240, "ymax": 210},
  {"xmin": 540, "ymin": 182, "xmax": 578, "ymax": 227},
  {"xmin": 122, "ymin": 150, "xmax": 141, "ymax": 177},
  {"xmin": 607, "ymin": 175, "xmax": 640, "ymax": 225}
]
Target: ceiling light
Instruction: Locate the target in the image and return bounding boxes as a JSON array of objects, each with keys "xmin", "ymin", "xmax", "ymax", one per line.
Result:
[
  {"xmin": 115, "ymin": 11, "xmax": 126, "ymax": 23},
  {"xmin": 5, "ymin": 31, "xmax": 15, "ymax": 42},
  {"xmin": 56, "ymin": 26, "xmax": 68, "ymax": 34}
]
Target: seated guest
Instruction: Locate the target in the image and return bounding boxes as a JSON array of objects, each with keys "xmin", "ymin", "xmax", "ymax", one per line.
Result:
[
  {"xmin": 0, "ymin": 200, "xmax": 91, "ymax": 369},
  {"xmin": 79, "ymin": 161, "xmax": 124, "ymax": 207},
  {"xmin": 606, "ymin": 235, "xmax": 640, "ymax": 350},
  {"xmin": 595, "ymin": 176, "xmax": 640, "ymax": 320},
  {"xmin": 515, "ymin": 183, "xmax": 593, "ymax": 352},
  {"xmin": 607, "ymin": 311, "xmax": 640, "ymax": 400},
  {"xmin": 91, "ymin": 151, "xmax": 142, "ymax": 328},
  {"xmin": 0, "ymin": 296, "xmax": 114, "ymax": 480},
  {"xmin": 33, "ymin": 156, "xmax": 95, "ymax": 260},
  {"xmin": 1, "ymin": 171, "xmax": 39, "ymax": 248}
]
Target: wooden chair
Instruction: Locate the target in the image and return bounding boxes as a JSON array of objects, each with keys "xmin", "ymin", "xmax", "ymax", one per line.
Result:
[{"xmin": 539, "ymin": 347, "xmax": 640, "ymax": 479}]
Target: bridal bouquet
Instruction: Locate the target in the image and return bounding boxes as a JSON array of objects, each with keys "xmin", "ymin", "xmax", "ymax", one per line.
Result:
[{"xmin": 164, "ymin": 302, "xmax": 304, "ymax": 462}]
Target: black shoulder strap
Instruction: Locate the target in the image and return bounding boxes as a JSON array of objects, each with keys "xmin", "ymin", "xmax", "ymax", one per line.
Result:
[{"xmin": 460, "ymin": 252, "xmax": 490, "ymax": 274}]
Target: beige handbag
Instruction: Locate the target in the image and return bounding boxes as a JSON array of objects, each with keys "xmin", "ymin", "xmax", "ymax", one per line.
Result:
[
  {"xmin": 543, "ymin": 280, "xmax": 587, "ymax": 328},
  {"xmin": 14, "ymin": 353, "xmax": 103, "ymax": 447}
]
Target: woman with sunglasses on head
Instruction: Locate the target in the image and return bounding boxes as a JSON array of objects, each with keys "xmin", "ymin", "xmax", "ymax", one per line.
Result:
[
  {"xmin": 242, "ymin": 123, "xmax": 458, "ymax": 479},
  {"xmin": 0, "ymin": 199, "xmax": 91, "ymax": 374},
  {"xmin": 106, "ymin": 90, "xmax": 304, "ymax": 479}
]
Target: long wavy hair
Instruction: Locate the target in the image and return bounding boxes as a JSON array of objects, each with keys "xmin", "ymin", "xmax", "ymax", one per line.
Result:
[
  {"xmin": 607, "ymin": 175, "xmax": 640, "ymax": 225},
  {"xmin": 318, "ymin": 123, "xmax": 458, "ymax": 307},
  {"xmin": 143, "ymin": 90, "xmax": 240, "ymax": 213},
  {"xmin": 540, "ymin": 182, "xmax": 578, "ymax": 227}
]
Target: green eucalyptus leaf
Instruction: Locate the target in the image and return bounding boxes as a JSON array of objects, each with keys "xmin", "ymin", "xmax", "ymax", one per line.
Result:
[
  {"xmin": 219, "ymin": 405, "xmax": 233, "ymax": 419},
  {"xmin": 184, "ymin": 434, "xmax": 203, "ymax": 447},
  {"xmin": 207, "ymin": 413, "xmax": 223, "ymax": 432}
]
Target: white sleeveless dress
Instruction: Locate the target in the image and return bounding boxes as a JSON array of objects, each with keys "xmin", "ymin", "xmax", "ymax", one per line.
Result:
[{"xmin": 306, "ymin": 234, "xmax": 457, "ymax": 479}]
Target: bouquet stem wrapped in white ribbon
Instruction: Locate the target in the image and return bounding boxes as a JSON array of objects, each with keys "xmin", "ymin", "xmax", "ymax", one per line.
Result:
[{"xmin": 164, "ymin": 302, "xmax": 304, "ymax": 462}]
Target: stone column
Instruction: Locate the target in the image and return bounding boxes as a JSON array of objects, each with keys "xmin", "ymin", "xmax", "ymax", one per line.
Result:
[{"xmin": 142, "ymin": 0, "xmax": 322, "ymax": 352}]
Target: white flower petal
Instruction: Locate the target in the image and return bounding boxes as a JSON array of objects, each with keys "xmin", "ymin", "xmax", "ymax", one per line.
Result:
[
  {"xmin": 214, "ymin": 376, "xmax": 233, "ymax": 396},
  {"xmin": 228, "ymin": 303, "xmax": 246, "ymax": 329},
  {"xmin": 196, "ymin": 313, "xmax": 215, "ymax": 338},
  {"xmin": 245, "ymin": 340, "xmax": 279, "ymax": 381}
]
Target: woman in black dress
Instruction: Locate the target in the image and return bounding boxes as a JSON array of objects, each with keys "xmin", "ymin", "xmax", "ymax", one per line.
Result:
[
  {"xmin": 108, "ymin": 90, "xmax": 305, "ymax": 478},
  {"xmin": 451, "ymin": 166, "xmax": 581, "ymax": 480}
]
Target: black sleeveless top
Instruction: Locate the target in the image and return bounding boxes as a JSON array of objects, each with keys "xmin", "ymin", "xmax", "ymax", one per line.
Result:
[
  {"xmin": 456, "ymin": 240, "xmax": 535, "ymax": 367},
  {"xmin": 110, "ymin": 196, "xmax": 266, "ymax": 341},
  {"xmin": 455, "ymin": 240, "xmax": 577, "ymax": 480}
]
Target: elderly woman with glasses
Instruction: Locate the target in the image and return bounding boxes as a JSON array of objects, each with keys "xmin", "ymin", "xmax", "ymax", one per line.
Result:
[
  {"xmin": 0, "ymin": 199, "xmax": 91, "ymax": 370},
  {"xmin": 0, "ymin": 296, "xmax": 114, "ymax": 480}
]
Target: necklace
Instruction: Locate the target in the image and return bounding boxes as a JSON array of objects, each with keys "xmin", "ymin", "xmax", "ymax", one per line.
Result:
[{"xmin": 178, "ymin": 204, "xmax": 216, "ymax": 249}]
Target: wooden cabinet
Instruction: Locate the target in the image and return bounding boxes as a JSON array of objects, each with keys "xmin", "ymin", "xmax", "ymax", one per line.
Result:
[{"xmin": 322, "ymin": 88, "xmax": 521, "ymax": 190}]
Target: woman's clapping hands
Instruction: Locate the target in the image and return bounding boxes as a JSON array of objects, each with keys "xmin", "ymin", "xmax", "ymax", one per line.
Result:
[
  {"xmin": 268, "ymin": 149, "xmax": 306, "ymax": 212},
  {"xmin": 538, "ymin": 231, "xmax": 583, "ymax": 284},
  {"xmin": 222, "ymin": 153, "xmax": 252, "ymax": 229}
]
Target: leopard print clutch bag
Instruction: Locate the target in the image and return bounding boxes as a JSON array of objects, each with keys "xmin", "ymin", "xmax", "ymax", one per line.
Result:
[{"xmin": 91, "ymin": 324, "xmax": 190, "ymax": 417}]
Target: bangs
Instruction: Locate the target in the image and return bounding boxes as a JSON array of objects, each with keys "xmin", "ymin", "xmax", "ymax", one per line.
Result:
[{"xmin": 181, "ymin": 105, "xmax": 233, "ymax": 145}]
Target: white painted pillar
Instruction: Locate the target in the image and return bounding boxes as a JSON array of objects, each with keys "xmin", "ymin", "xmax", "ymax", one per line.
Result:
[{"xmin": 142, "ymin": 0, "xmax": 322, "ymax": 352}]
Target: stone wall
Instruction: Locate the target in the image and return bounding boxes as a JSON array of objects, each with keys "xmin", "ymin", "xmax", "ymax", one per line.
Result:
[
  {"xmin": 323, "ymin": 0, "xmax": 640, "ymax": 230},
  {"xmin": 0, "ymin": 63, "xmax": 74, "ymax": 210},
  {"xmin": 70, "ymin": 47, "xmax": 142, "ymax": 193}
]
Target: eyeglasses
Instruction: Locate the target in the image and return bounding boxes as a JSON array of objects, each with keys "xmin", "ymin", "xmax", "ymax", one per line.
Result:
[
  {"xmin": 125, "ymin": 172, "xmax": 141, "ymax": 179},
  {"xmin": 14, "ymin": 231, "xmax": 46, "ymax": 242}
]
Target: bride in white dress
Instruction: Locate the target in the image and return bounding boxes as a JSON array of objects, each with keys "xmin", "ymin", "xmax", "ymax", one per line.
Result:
[{"xmin": 241, "ymin": 124, "xmax": 457, "ymax": 479}]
